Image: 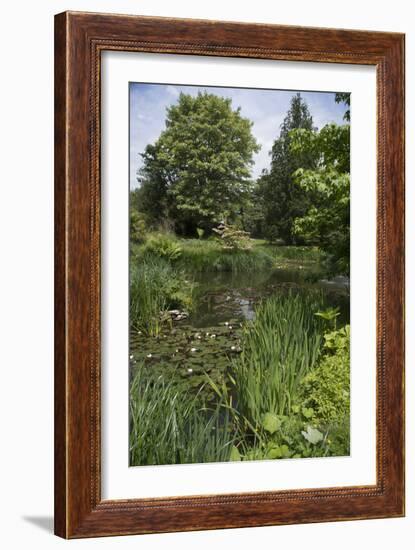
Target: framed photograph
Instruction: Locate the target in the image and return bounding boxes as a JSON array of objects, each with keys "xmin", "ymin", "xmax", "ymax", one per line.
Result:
[{"xmin": 54, "ymin": 11, "xmax": 405, "ymax": 538}]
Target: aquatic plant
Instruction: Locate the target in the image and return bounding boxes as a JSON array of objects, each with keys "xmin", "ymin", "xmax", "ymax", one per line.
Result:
[
  {"xmin": 229, "ymin": 292, "xmax": 324, "ymax": 430},
  {"xmin": 130, "ymin": 257, "xmax": 194, "ymax": 336},
  {"xmin": 129, "ymin": 363, "xmax": 235, "ymax": 466},
  {"xmin": 176, "ymin": 238, "xmax": 273, "ymax": 273}
]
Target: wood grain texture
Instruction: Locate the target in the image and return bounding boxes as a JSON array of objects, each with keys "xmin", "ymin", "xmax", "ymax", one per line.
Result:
[{"xmin": 54, "ymin": 11, "xmax": 405, "ymax": 539}]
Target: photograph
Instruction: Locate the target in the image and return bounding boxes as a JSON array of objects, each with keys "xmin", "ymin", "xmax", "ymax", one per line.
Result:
[
  {"xmin": 128, "ymin": 82, "xmax": 351, "ymax": 467},
  {"xmin": 48, "ymin": 6, "xmax": 405, "ymax": 540}
]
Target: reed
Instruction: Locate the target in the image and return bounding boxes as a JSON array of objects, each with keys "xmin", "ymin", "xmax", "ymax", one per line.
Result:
[
  {"xmin": 230, "ymin": 292, "xmax": 324, "ymax": 431},
  {"xmin": 129, "ymin": 257, "xmax": 194, "ymax": 336},
  {"xmin": 129, "ymin": 364, "xmax": 235, "ymax": 466},
  {"xmin": 176, "ymin": 238, "xmax": 274, "ymax": 273}
]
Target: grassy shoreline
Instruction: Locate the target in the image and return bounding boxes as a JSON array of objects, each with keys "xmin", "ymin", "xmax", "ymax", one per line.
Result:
[{"xmin": 129, "ymin": 231, "xmax": 349, "ymax": 466}]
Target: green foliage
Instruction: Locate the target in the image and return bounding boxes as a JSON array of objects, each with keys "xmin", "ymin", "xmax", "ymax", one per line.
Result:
[
  {"xmin": 229, "ymin": 292, "xmax": 324, "ymax": 428},
  {"xmin": 262, "ymin": 412, "xmax": 282, "ymax": 434},
  {"xmin": 130, "ymin": 293, "xmax": 350, "ymax": 464},
  {"xmin": 130, "ymin": 209, "xmax": 147, "ymax": 244},
  {"xmin": 335, "ymin": 92, "xmax": 351, "ymax": 122},
  {"xmin": 175, "ymin": 237, "xmax": 273, "ymax": 273},
  {"xmin": 315, "ymin": 306, "xmax": 340, "ymax": 330},
  {"xmin": 298, "ymin": 325, "xmax": 350, "ymax": 424},
  {"xmin": 130, "ymin": 364, "xmax": 235, "ymax": 466},
  {"xmin": 128, "ymin": 88, "xmax": 352, "ymax": 465},
  {"xmin": 229, "ymin": 412, "xmax": 344, "ymax": 461},
  {"xmin": 290, "ymin": 123, "xmax": 350, "ymax": 276},
  {"xmin": 290, "ymin": 123, "xmax": 350, "ymax": 174},
  {"xmin": 212, "ymin": 222, "xmax": 252, "ymax": 251},
  {"xmin": 301, "ymin": 426, "xmax": 324, "ymax": 444},
  {"xmin": 142, "ymin": 232, "xmax": 182, "ymax": 261},
  {"xmin": 130, "ymin": 257, "xmax": 194, "ymax": 336},
  {"xmin": 257, "ymin": 93, "xmax": 318, "ymax": 244},
  {"xmin": 137, "ymin": 92, "xmax": 259, "ymax": 235},
  {"xmin": 217, "ymin": 295, "xmax": 349, "ymax": 461}
]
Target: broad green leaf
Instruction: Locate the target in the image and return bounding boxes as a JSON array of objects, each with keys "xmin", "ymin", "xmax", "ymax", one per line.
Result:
[
  {"xmin": 230, "ymin": 445, "xmax": 242, "ymax": 461},
  {"xmin": 267, "ymin": 444, "xmax": 290, "ymax": 459},
  {"xmin": 301, "ymin": 426, "xmax": 323, "ymax": 445},
  {"xmin": 302, "ymin": 407, "xmax": 315, "ymax": 419},
  {"xmin": 267, "ymin": 446, "xmax": 282, "ymax": 459},
  {"xmin": 262, "ymin": 412, "xmax": 281, "ymax": 434}
]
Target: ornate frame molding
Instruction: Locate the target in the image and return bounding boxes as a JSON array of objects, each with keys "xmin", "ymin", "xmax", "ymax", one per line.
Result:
[{"xmin": 55, "ymin": 11, "xmax": 405, "ymax": 538}]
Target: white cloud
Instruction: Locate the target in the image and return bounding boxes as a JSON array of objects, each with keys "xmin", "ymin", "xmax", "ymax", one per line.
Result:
[{"xmin": 129, "ymin": 83, "xmax": 348, "ymax": 187}]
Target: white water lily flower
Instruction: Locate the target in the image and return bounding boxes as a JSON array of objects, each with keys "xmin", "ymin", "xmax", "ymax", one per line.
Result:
[
  {"xmin": 187, "ymin": 368, "xmax": 193, "ymax": 373},
  {"xmin": 210, "ymin": 334, "xmax": 216, "ymax": 338},
  {"xmin": 190, "ymin": 348, "xmax": 197, "ymax": 352},
  {"xmin": 224, "ymin": 322, "xmax": 229, "ymax": 326},
  {"xmin": 231, "ymin": 346, "xmax": 236, "ymax": 351},
  {"xmin": 146, "ymin": 353, "xmax": 152, "ymax": 358},
  {"xmin": 129, "ymin": 355, "xmax": 134, "ymax": 360}
]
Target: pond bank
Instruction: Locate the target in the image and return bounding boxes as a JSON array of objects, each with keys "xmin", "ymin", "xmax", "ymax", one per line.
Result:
[{"xmin": 129, "ymin": 238, "xmax": 350, "ymax": 466}]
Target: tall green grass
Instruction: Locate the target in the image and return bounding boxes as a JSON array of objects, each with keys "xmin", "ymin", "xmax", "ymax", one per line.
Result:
[
  {"xmin": 254, "ymin": 244, "xmax": 321, "ymax": 263},
  {"xmin": 230, "ymin": 292, "xmax": 324, "ymax": 431},
  {"xmin": 130, "ymin": 364, "xmax": 235, "ymax": 466},
  {"xmin": 130, "ymin": 257, "xmax": 194, "ymax": 336},
  {"xmin": 176, "ymin": 238, "xmax": 274, "ymax": 273},
  {"xmin": 133, "ymin": 232, "xmax": 321, "ymax": 273}
]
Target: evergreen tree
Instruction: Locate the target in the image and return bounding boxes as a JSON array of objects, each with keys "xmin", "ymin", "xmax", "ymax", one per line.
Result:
[{"xmin": 258, "ymin": 93, "xmax": 317, "ymax": 244}]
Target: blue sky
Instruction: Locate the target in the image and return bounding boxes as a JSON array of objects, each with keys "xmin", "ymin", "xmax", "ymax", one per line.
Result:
[{"xmin": 130, "ymin": 82, "xmax": 348, "ymax": 189}]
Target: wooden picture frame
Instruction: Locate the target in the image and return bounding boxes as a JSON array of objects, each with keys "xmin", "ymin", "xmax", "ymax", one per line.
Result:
[{"xmin": 54, "ymin": 11, "xmax": 405, "ymax": 538}]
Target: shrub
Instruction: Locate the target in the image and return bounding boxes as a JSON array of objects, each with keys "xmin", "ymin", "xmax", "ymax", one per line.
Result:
[
  {"xmin": 130, "ymin": 209, "xmax": 147, "ymax": 244},
  {"xmin": 142, "ymin": 232, "xmax": 182, "ymax": 262},
  {"xmin": 212, "ymin": 222, "xmax": 252, "ymax": 251},
  {"xmin": 298, "ymin": 325, "xmax": 350, "ymax": 424}
]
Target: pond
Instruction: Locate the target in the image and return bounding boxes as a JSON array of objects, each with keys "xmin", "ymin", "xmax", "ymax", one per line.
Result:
[{"xmin": 130, "ymin": 260, "xmax": 349, "ymax": 392}]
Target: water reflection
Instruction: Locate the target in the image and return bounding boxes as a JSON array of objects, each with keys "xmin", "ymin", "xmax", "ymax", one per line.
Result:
[{"xmin": 190, "ymin": 267, "xmax": 349, "ymax": 328}]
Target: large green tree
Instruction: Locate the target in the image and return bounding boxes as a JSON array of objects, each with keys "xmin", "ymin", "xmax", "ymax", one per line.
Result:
[
  {"xmin": 257, "ymin": 93, "xmax": 317, "ymax": 244},
  {"xmin": 290, "ymin": 120, "xmax": 350, "ymax": 276},
  {"xmin": 137, "ymin": 92, "xmax": 259, "ymax": 236}
]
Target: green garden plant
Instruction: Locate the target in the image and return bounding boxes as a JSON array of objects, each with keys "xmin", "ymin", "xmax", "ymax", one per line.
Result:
[
  {"xmin": 298, "ymin": 324, "xmax": 350, "ymax": 425},
  {"xmin": 130, "ymin": 257, "xmax": 193, "ymax": 336},
  {"xmin": 229, "ymin": 292, "xmax": 324, "ymax": 432},
  {"xmin": 130, "ymin": 363, "xmax": 235, "ymax": 466}
]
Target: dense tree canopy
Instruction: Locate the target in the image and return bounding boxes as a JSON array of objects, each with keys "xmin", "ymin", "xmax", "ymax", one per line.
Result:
[
  {"xmin": 132, "ymin": 89, "xmax": 351, "ymax": 277},
  {"xmin": 257, "ymin": 93, "xmax": 318, "ymax": 244},
  {"xmin": 136, "ymin": 92, "xmax": 259, "ymax": 236},
  {"xmin": 290, "ymin": 121, "xmax": 350, "ymax": 275}
]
